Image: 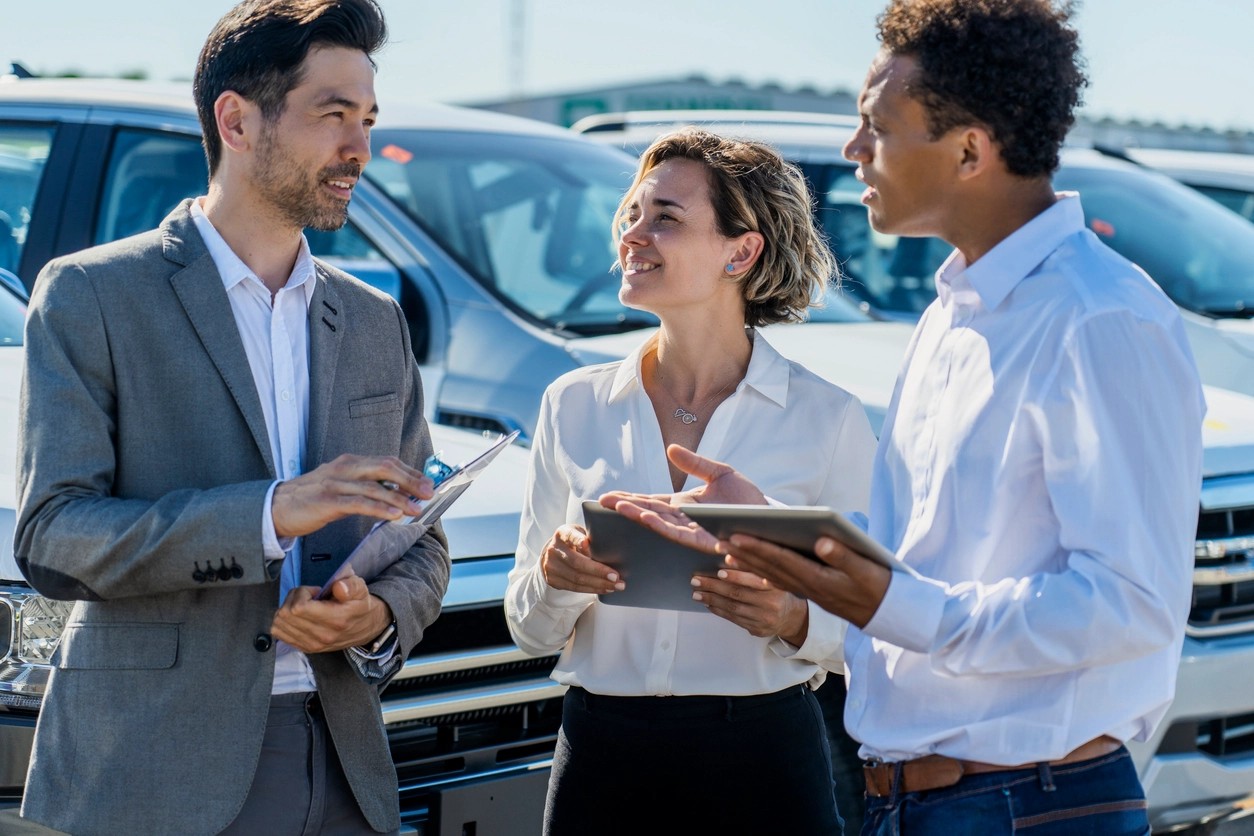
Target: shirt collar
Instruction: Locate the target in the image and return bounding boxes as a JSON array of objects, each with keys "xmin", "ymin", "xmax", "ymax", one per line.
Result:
[
  {"xmin": 936, "ymin": 191, "xmax": 1085, "ymax": 312},
  {"xmin": 190, "ymin": 197, "xmax": 316, "ymax": 304},
  {"xmin": 608, "ymin": 327, "xmax": 791, "ymax": 408}
]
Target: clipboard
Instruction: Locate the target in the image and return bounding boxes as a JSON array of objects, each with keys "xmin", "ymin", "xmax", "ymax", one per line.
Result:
[
  {"xmin": 316, "ymin": 429, "xmax": 520, "ymax": 598},
  {"xmin": 682, "ymin": 504, "xmax": 904, "ymax": 573},
  {"xmin": 582, "ymin": 500, "xmax": 726, "ymax": 613}
]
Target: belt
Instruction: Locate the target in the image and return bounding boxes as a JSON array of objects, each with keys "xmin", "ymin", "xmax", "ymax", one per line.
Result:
[
  {"xmin": 863, "ymin": 735, "xmax": 1122, "ymax": 797},
  {"xmin": 568, "ymin": 683, "xmax": 807, "ymax": 720}
]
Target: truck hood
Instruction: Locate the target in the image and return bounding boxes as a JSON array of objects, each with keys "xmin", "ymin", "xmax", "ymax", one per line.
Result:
[
  {"xmin": 567, "ymin": 321, "xmax": 1254, "ymax": 479},
  {"xmin": 0, "ymin": 344, "xmax": 529, "ymax": 582},
  {"xmin": 1182, "ymin": 311, "xmax": 1254, "ymax": 399},
  {"xmin": 1200, "ymin": 384, "xmax": 1254, "ymax": 477}
]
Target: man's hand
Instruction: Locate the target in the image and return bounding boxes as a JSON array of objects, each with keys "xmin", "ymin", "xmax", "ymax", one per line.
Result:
[
  {"xmin": 723, "ymin": 534, "xmax": 891, "ymax": 629},
  {"xmin": 270, "ymin": 574, "xmax": 394, "ymax": 653},
  {"xmin": 599, "ymin": 444, "xmax": 767, "ymax": 554},
  {"xmin": 272, "ymin": 453, "xmax": 435, "ymax": 538}
]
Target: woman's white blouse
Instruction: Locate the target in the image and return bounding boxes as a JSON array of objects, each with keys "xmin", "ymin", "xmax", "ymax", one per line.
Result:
[{"xmin": 505, "ymin": 329, "xmax": 877, "ymax": 696}]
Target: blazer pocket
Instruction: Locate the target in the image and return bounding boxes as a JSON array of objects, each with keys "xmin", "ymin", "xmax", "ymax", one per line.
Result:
[
  {"xmin": 349, "ymin": 393, "xmax": 401, "ymax": 418},
  {"xmin": 56, "ymin": 623, "xmax": 179, "ymax": 670}
]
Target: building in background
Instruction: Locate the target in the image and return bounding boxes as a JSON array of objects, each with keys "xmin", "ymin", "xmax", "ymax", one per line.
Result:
[{"xmin": 465, "ymin": 75, "xmax": 1254, "ymax": 154}]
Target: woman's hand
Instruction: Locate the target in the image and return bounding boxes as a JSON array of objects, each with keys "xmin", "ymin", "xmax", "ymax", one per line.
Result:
[
  {"xmin": 539, "ymin": 524, "xmax": 625, "ymax": 595},
  {"xmin": 690, "ymin": 566, "xmax": 809, "ymax": 645}
]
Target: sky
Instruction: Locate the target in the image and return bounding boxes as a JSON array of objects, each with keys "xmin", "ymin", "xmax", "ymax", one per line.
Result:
[{"xmin": 3, "ymin": 0, "xmax": 1252, "ymax": 132}]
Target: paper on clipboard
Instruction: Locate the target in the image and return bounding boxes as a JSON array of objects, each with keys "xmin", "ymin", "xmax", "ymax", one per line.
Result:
[{"xmin": 315, "ymin": 429, "xmax": 520, "ymax": 598}]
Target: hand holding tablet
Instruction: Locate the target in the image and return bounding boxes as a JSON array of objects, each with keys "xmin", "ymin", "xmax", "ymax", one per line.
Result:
[{"xmin": 682, "ymin": 504, "xmax": 903, "ymax": 573}]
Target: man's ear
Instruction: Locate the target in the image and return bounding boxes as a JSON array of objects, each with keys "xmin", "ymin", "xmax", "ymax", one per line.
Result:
[
  {"xmin": 214, "ymin": 91, "xmax": 256, "ymax": 156},
  {"xmin": 955, "ymin": 125, "xmax": 997, "ymax": 181}
]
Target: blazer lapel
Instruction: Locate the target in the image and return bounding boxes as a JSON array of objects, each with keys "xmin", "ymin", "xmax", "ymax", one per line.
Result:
[
  {"xmin": 162, "ymin": 203, "xmax": 276, "ymax": 477},
  {"xmin": 306, "ymin": 265, "xmax": 343, "ymax": 473}
]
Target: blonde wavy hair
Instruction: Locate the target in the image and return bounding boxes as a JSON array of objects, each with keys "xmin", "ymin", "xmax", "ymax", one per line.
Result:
[{"xmin": 613, "ymin": 126, "xmax": 838, "ymax": 326}]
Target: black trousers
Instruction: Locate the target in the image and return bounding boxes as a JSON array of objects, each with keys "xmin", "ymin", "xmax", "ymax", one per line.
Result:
[{"xmin": 544, "ymin": 684, "xmax": 845, "ymax": 836}]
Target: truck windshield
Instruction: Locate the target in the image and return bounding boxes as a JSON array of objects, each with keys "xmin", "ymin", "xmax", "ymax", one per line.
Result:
[{"xmin": 365, "ymin": 129, "xmax": 869, "ymax": 334}]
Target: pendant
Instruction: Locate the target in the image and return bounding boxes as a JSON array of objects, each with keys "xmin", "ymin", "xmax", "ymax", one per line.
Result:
[{"xmin": 674, "ymin": 407, "xmax": 698, "ymax": 425}]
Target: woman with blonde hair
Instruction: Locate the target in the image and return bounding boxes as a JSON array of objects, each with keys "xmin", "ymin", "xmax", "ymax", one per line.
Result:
[{"xmin": 506, "ymin": 127, "xmax": 876, "ymax": 835}]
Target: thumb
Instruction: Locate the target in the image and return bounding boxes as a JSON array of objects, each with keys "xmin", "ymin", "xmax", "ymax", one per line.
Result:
[
  {"xmin": 666, "ymin": 444, "xmax": 733, "ymax": 485},
  {"xmin": 332, "ymin": 574, "xmax": 370, "ymax": 602}
]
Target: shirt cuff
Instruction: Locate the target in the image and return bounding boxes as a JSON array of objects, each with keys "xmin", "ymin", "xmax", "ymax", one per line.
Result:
[
  {"xmin": 860, "ymin": 570, "xmax": 947, "ymax": 653},
  {"xmin": 769, "ymin": 601, "xmax": 847, "ymax": 666},
  {"xmin": 346, "ymin": 623, "xmax": 402, "ymax": 686},
  {"xmin": 263, "ymin": 480, "xmax": 296, "ymax": 561}
]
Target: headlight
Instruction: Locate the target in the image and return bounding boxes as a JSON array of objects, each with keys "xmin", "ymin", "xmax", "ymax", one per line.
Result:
[{"xmin": 0, "ymin": 588, "xmax": 72, "ymax": 710}]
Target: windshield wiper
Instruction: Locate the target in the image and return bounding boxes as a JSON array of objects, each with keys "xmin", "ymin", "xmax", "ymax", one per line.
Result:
[
  {"xmin": 1198, "ymin": 303, "xmax": 1254, "ymax": 319},
  {"xmin": 551, "ymin": 314, "xmax": 659, "ymax": 336}
]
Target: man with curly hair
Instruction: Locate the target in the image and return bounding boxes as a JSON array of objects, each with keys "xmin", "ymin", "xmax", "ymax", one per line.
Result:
[{"xmin": 601, "ymin": 0, "xmax": 1206, "ymax": 832}]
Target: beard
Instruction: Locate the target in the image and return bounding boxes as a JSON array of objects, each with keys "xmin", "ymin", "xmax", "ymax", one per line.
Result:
[{"xmin": 254, "ymin": 124, "xmax": 360, "ymax": 232}]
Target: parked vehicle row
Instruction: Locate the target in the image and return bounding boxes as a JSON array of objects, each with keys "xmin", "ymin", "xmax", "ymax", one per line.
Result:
[{"xmin": 2, "ymin": 79, "xmax": 1254, "ymax": 834}]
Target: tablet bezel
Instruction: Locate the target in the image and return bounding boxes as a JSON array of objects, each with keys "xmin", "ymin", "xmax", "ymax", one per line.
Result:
[{"xmin": 682, "ymin": 504, "xmax": 904, "ymax": 573}]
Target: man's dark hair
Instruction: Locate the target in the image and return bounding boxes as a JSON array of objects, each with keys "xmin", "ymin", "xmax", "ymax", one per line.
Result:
[
  {"xmin": 877, "ymin": 0, "xmax": 1087, "ymax": 177},
  {"xmin": 193, "ymin": 0, "xmax": 387, "ymax": 175}
]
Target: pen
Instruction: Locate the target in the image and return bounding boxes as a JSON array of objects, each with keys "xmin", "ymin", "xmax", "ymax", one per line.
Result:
[{"xmin": 368, "ymin": 621, "xmax": 397, "ymax": 654}]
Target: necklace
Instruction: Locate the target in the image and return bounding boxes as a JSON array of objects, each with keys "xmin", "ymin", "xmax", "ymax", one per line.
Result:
[{"xmin": 672, "ymin": 379, "xmax": 735, "ymax": 425}]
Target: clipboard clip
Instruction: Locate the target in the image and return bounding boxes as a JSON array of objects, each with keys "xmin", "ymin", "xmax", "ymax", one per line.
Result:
[
  {"xmin": 422, "ymin": 451, "xmax": 457, "ymax": 487},
  {"xmin": 377, "ymin": 451, "xmax": 457, "ymax": 495}
]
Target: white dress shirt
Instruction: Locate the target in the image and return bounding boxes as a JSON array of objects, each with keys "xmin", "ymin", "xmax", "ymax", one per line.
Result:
[
  {"xmin": 190, "ymin": 199, "xmax": 318, "ymax": 695},
  {"xmin": 845, "ymin": 193, "xmax": 1206, "ymax": 764},
  {"xmin": 506, "ymin": 329, "xmax": 877, "ymax": 696}
]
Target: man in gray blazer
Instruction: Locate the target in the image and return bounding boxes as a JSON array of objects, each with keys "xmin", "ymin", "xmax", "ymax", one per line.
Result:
[{"xmin": 13, "ymin": 2, "xmax": 447, "ymax": 834}]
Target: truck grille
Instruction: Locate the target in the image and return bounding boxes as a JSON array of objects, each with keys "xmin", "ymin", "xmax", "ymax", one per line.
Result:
[
  {"xmin": 382, "ymin": 599, "xmax": 563, "ymax": 789},
  {"xmin": 1157, "ymin": 711, "xmax": 1254, "ymax": 760},
  {"xmin": 1190, "ymin": 475, "xmax": 1254, "ymax": 638}
]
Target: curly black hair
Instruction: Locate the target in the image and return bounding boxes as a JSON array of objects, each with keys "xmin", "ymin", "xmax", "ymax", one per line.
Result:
[{"xmin": 877, "ymin": 0, "xmax": 1088, "ymax": 177}]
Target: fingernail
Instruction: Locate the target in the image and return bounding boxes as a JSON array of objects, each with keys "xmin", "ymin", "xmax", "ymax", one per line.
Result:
[
  {"xmin": 607, "ymin": 572, "xmax": 618, "ymax": 582},
  {"xmin": 614, "ymin": 582, "xmax": 625, "ymax": 591},
  {"xmin": 690, "ymin": 577, "xmax": 701, "ymax": 587},
  {"xmin": 692, "ymin": 592, "xmax": 703, "ymax": 601},
  {"xmin": 717, "ymin": 570, "xmax": 728, "ymax": 579}
]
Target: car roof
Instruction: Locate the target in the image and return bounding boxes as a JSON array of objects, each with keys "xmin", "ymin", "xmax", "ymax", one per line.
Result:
[
  {"xmin": 573, "ymin": 109, "xmax": 1149, "ymax": 173},
  {"xmin": 0, "ymin": 77, "xmax": 592, "ymax": 140},
  {"xmin": 573, "ymin": 109, "xmax": 862, "ymax": 161},
  {"xmin": 1124, "ymin": 146, "xmax": 1254, "ymax": 189}
]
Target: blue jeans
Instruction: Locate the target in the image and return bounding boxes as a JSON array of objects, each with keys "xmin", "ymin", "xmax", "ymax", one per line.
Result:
[{"xmin": 863, "ymin": 747, "xmax": 1150, "ymax": 835}]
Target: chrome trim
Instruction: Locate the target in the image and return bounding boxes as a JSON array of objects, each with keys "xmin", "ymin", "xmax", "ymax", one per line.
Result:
[
  {"xmin": 1193, "ymin": 561, "xmax": 1254, "ymax": 586},
  {"xmin": 1196, "ymin": 535, "xmax": 1254, "ymax": 560},
  {"xmin": 390, "ymin": 644, "xmax": 555, "ymax": 682},
  {"xmin": 383, "ymin": 680, "xmax": 568, "ymax": 725},
  {"xmin": 395, "ymin": 757, "xmax": 554, "ymax": 799},
  {"xmin": 1185, "ymin": 620, "xmax": 1254, "ymax": 639}
]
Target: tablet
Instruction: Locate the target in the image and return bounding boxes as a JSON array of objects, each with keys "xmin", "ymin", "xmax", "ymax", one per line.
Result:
[
  {"xmin": 582, "ymin": 501, "xmax": 725, "ymax": 613},
  {"xmin": 315, "ymin": 430, "xmax": 520, "ymax": 599},
  {"xmin": 682, "ymin": 504, "xmax": 905, "ymax": 573}
]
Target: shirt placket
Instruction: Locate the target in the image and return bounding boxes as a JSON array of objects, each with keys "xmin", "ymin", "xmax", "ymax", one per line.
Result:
[
  {"xmin": 270, "ymin": 287, "xmax": 302, "ymax": 482},
  {"xmin": 908, "ymin": 307, "xmax": 969, "ymax": 529}
]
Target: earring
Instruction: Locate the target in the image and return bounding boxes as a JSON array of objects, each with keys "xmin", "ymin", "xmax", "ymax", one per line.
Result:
[{"xmin": 725, "ymin": 264, "xmax": 735, "ymax": 274}]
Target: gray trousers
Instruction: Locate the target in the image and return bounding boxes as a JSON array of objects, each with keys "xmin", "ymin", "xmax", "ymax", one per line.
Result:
[{"xmin": 219, "ymin": 692, "xmax": 398, "ymax": 836}]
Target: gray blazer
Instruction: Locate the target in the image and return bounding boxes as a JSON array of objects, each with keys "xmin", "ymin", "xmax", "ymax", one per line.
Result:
[{"xmin": 14, "ymin": 201, "xmax": 450, "ymax": 836}]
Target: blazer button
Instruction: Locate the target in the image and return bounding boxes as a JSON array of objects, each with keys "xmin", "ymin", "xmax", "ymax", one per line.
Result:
[{"xmin": 254, "ymin": 633, "xmax": 273, "ymax": 652}]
